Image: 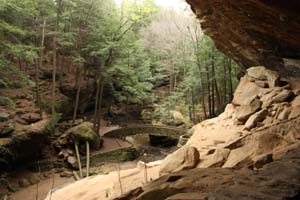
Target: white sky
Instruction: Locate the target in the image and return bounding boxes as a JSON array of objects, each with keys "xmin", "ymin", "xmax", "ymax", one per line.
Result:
[
  {"xmin": 115, "ymin": 0, "xmax": 188, "ymax": 11},
  {"xmin": 155, "ymin": 0, "xmax": 187, "ymax": 10}
]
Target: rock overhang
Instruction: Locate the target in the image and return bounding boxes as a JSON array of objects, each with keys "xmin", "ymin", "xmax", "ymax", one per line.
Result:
[{"xmin": 186, "ymin": 0, "xmax": 300, "ymax": 80}]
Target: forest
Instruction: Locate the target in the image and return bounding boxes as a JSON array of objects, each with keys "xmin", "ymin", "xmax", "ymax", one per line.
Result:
[
  {"xmin": 0, "ymin": 0, "xmax": 239, "ymax": 128},
  {"xmin": 0, "ymin": 0, "xmax": 243, "ymax": 199}
]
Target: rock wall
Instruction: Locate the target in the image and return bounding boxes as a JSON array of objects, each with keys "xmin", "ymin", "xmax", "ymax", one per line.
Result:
[
  {"xmin": 186, "ymin": 0, "xmax": 300, "ymax": 80},
  {"xmin": 188, "ymin": 66, "xmax": 300, "ymax": 169}
]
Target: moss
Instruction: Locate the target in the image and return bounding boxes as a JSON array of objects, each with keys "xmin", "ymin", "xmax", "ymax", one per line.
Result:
[
  {"xmin": 89, "ymin": 147, "xmax": 139, "ymax": 165},
  {"xmin": 0, "ymin": 138, "xmax": 13, "ymax": 146},
  {"xmin": 0, "ymin": 96, "xmax": 14, "ymax": 109}
]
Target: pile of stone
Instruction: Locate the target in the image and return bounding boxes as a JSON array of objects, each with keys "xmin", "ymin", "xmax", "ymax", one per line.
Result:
[
  {"xmin": 232, "ymin": 66, "xmax": 300, "ymax": 131},
  {"xmin": 157, "ymin": 66, "xmax": 300, "ymax": 175}
]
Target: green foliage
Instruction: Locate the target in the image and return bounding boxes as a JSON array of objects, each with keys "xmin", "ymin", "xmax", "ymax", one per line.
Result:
[
  {"xmin": 0, "ymin": 96, "xmax": 14, "ymax": 109},
  {"xmin": 0, "ymin": 64, "xmax": 29, "ymax": 88},
  {"xmin": 44, "ymin": 113, "xmax": 62, "ymax": 134},
  {"xmin": 0, "ymin": 79, "xmax": 8, "ymax": 88}
]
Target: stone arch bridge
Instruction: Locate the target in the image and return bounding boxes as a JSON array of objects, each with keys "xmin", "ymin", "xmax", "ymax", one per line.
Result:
[{"xmin": 103, "ymin": 124, "xmax": 187, "ymax": 139}]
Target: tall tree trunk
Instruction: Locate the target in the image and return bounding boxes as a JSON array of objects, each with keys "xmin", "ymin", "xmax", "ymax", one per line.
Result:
[
  {"xmin": 36, "ymin": 20, "xmax": 46, "ymax": 115},
  {"xmin": 215, "ymin": 79, "xmax": 221, "ymax": 113},
  {"xmin": 18, "ymin": 57, "xmax": 22, "ymax": 70},
  {"xmin": 204, "ymin": 56, "xmax": 212, "ymax": 118},
  {"xmin": 34, "ymin": 60, "xmax": 41, "ymax": 115},
  {"xmin": 228, "ymin": 58, "xmax": 234, "ymax": 101},
  {"xmin": 97, "ymin": 79, "xmax": 104, "ymax": 135},
  {"xmin": 72, "ymin": 67, "xmax": 82, "ymax": 125},
  {"xmin": 223, "ymin": 57, "xmax": 227, "ymax": 105},
  {"xmin": 211, "ymin": 51, "xmax": 215, "ymax": 116},
  {"xmin": 51, "ymin": 0, "xmax": 62, "ymax": 114},
  {"xmin": 75, "ymin": 142, "xmax": 82, "ymax": 179},
  {"xmin": 86, "ymin": 141, "xmax": 90, "ymax": 177},
  {"xmin": 93, "ymin": 74, "xmax": 101, "ymax": 131}
]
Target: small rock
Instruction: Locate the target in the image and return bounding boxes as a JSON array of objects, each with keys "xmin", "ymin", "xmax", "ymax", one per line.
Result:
[
  {"xmin": 273, "ymin": 90, "xmax": 294, "ymax": 103},
  {"xmin": 291, "ymin": 95, "xmax": 300, "ymax": 107},
  {"xmin": 0, "ymin": 123, "xmax": 15, "ymax": 137},
  {"xmin": 0, "ymin": 112, "xmax": 10, "ymax": 122},
  {"xmin": 28, "ymin": 174, "xmax": 40, "ymax": 184},
  {"xmin": 7, "ymin": 183, "xmax": 20, "ymax": 192},
  {"xmin": 160, "ymin": 145, "xmax": 200, "ymax": 175},
  {"xmin": 255, "ymin": 81, "xmax": 268, "ymax": 88},
  {"xmin": 289, "ymin": 105, "xmax": 300, "ymax": 119},
  {"xmin": 67, "ymin": 156, "xmax": 78, "ymax": 169},
  {"xmin": 276, "ymin": 105, "xmax": 290, "ymax": 120},
  {"xmin": 58, "ymin": 149, "xmax": 71, "ymax": 160},
  {"xmin": 55, "ymin": 168, "xmax": 64, "ymax": 173},
  {"xmin": 261, "ymin": 90, "xmax": 278, "ymax": 108},
  {"xmin": 60, "ymin": 171, "xmax": 73, "ymax": 178},
  {"xmin": 244, "ymin": 109, "xmax": 268, "ymax": 131},
  {"xmin": 20, "ymin": 113, "xmax": 42, "ymax": 124}
]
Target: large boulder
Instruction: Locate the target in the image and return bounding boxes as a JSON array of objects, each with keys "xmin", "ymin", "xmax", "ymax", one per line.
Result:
[
  {"xmin": 234, "ymin": 98, "xmax": 261, "ymax": 123},
  {"xmin": 247, "ymin": 66, "xmax": 280, "ymax": 87},
  {"xmin": 222, "ymin": 146, "xmax": 253, "ymax": 168},
  {"xmin": 20, "ymin": 113, "xmax": 42, "ymax": 124},
  {"xmin": 159, "ymin": 145, "xmax": 200, "ymax": 175},
  {"xmin": 232, "ymin": 77, "xmax": 265, "ymax": 106},
  {"xmin": 198, "ymin": 148, "xmax": 230, "ymax": 168},
  {"xmin": 168, "ymin": 110, "xmax": 188, "ymax": 126},
  {"xmin": 58, "ymin": 122, "xmax": 101, "ymax": 149}
]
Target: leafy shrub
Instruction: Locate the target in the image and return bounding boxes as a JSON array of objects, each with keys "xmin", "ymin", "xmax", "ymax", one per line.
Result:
[
  {"xmin": 0, "ymin": 63, "xmax": 29, "ymax": 88},
  {"xmin": 44, "ymin": 112, "xmax": 62, "ymax": 134},
  {"xmin": 0, "ymin": 96, "xmax": 14, "ymax": 109},
  {"xmin": 0, "ymin": 79, "xmax": 8, "ymax": 88}
]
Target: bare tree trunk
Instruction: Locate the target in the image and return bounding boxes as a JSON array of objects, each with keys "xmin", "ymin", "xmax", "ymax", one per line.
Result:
[
  {"xmin": 211, "ymin": 51, "xmax": 216, "ymax": 116},
  {"xmin": 72, "ymin": 67, "xmax": 82, "ymax": 125},
  {"xmin": 93, "ymin": 74, "xmax": 101, "ymax": 131},
  {"xmin": 228, "ymin": 58, "xmax": 234, "ymax": 101},
  {"xmin": 215, "ymin": 79, "xmax": 221, "ymax": 113},
  {"xmin": 18, "ymin": 57, "xmax": 22, "ymax": 70},
  {"xmin": 223, "ymin": 57, "xmax": 227, "ymax": 105},
  {"xmin": 205, "ymin": 59, "xmax": 212, "ymax": 118},
  {"xmin": 86, "ymin": 141, "xmax": 90, "ymax": 177},
  {"xmin": 75, "ymin": 142, "xmax": 82, "ymax": 179},
  {"xmin": 51, "ymin": 0, "xmax": 62, "ymax": 114},
  {"xmin": 97, "ymin": 79, "xmax": 104, "ymax": 135},
  {"xmin": 35, "ymin": 20, "xmax": 46, "ymax": 116}
]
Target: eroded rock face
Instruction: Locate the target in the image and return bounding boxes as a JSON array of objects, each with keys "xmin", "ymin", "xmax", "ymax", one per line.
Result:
[
  {"xmin": 186, "ymin": 0, "xmax": 300, "ymax": 80},
  {"xmin": 117, "ymin": 149, "xmax": 300, "ymax": 200}
]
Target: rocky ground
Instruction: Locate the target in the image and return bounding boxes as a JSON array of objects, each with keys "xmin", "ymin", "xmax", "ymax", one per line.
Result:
[{"xmin": 43, "ymin": 66, "xmax": 300, "ymax": 200}]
